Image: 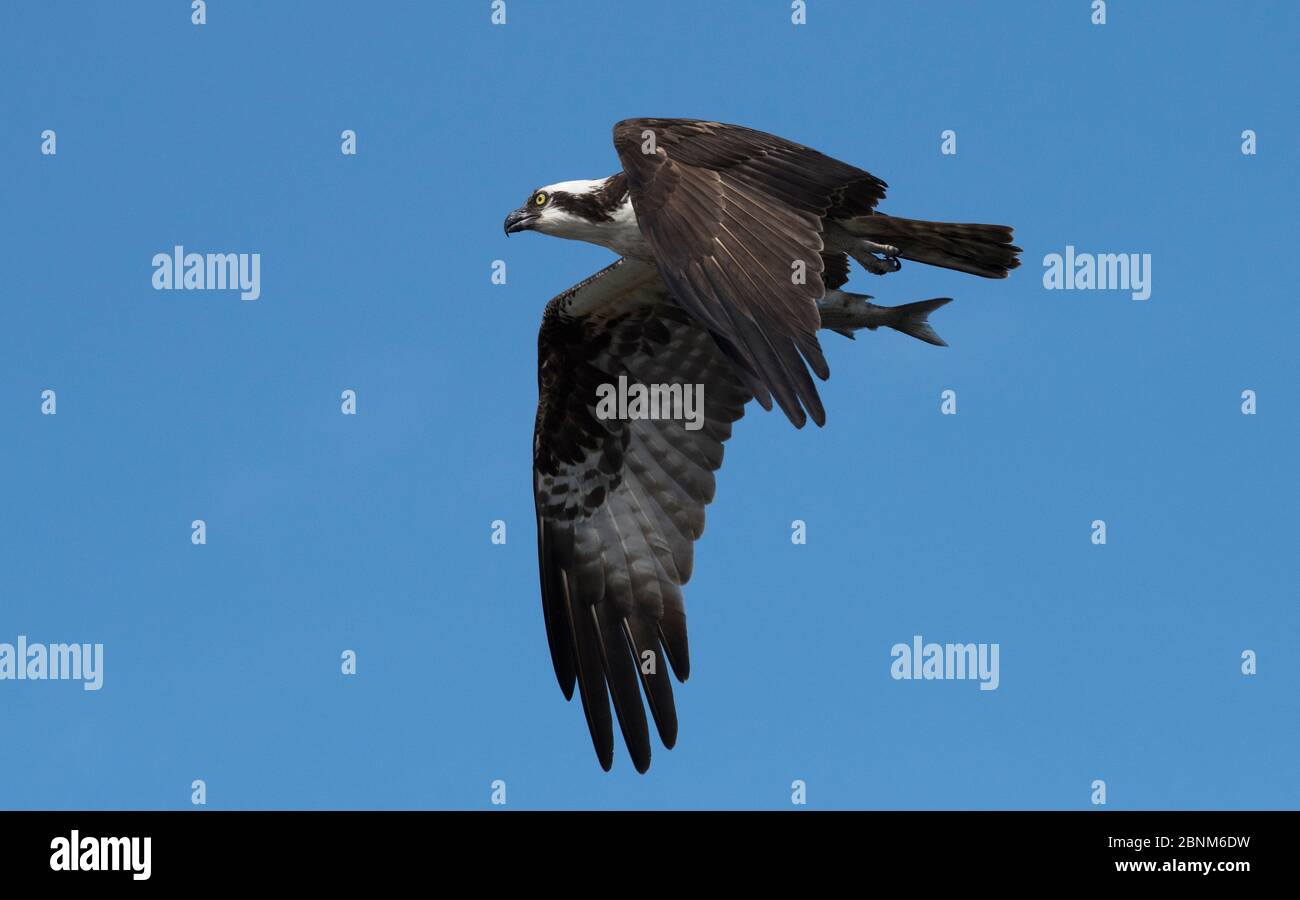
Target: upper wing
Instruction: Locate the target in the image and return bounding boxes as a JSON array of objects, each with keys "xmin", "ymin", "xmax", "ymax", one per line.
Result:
[
  {"xmin": 534, "ymin": 258, "xmax": 751, "ymax": 772},
  {"xmin": 612, "ymin": 118, "xmax": 888, "ymax": 427}
]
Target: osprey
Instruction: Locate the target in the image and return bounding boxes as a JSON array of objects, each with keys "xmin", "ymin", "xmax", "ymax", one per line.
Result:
[{"xmin": 506, "ymin": 118, "xmax": 1019, "ymax": 772}]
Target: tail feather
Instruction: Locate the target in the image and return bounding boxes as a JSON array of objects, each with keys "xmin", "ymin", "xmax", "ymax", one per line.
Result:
[{"xmin": 850, "ymin": 213, "xmax": 1021, "ymax": 278}]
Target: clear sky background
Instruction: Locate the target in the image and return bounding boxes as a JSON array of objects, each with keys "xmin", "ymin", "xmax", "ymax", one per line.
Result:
[{"xmin": 2, "ymin": 1, "xmax": 1296, "ymax": 810}]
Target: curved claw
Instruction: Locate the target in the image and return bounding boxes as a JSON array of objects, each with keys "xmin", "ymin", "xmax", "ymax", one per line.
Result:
[{"xmin": 849, "ymin": 242, "xmax": 904, "ymax": 276}]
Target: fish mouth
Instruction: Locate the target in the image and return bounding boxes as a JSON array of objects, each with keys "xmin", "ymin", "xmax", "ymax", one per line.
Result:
[{"xmin": 503, "ymin": 209, "xmax": 539, "ymax": 235}]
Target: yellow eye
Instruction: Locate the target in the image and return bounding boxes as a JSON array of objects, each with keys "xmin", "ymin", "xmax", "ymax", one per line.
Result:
[{"xmin": 534, "ymin": 192, "xmax": 548, "ymax": 207}]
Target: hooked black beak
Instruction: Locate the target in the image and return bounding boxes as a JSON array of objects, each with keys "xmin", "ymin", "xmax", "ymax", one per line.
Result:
[{"xmin": 503, "ymin": 208, "xmax": 538, "ymax": 235}]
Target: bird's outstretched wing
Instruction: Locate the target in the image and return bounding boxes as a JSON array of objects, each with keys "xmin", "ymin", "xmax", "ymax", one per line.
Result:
[
  {"xmin": 534, "ymin": 258, "xmax": 751, "ymax": 772},
  {"xmin": 612, "ymin": 118, "xmax": 888, "ymax": 427}
]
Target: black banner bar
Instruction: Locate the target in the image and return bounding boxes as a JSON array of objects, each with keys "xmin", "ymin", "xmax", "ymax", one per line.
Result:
[{"xmin": 0, "ymin": 810, "xmax": 1285, "ymax": 885}]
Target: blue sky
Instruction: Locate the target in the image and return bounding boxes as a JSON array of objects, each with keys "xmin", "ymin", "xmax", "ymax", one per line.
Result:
[{"xmin": 2, "ymin": 1, "xmax": 1297, "ymax": 809}]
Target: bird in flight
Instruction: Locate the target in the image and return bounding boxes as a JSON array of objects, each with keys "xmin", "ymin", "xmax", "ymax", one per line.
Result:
[{"xmin": 505, "ymin": 118, "xmax": 1019, "ymax": 772}]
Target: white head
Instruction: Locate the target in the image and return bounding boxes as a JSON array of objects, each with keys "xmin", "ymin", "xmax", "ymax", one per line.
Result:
[{"xmin": 503, "ymin": 174, "xmax": 637, "ymax": 252}]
